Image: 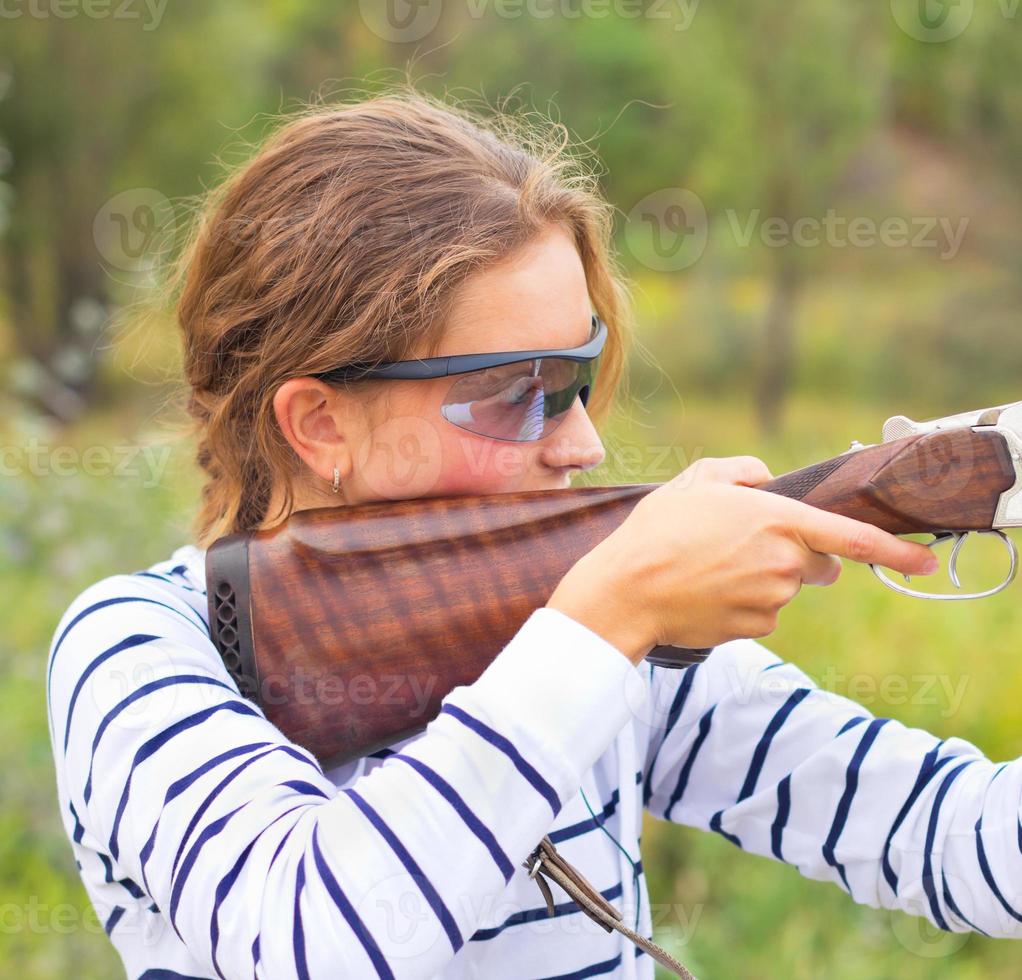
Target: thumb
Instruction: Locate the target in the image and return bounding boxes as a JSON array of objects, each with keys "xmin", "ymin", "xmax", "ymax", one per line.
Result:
[{"xmin": 671, "ymin": 455, "xmax": 774, "ymax": 489}]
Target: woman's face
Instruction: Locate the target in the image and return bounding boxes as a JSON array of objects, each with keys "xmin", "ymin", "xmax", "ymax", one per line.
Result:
[{"xmin": 273, "ymin": 224, "xmax": 607, "ymax": 509}]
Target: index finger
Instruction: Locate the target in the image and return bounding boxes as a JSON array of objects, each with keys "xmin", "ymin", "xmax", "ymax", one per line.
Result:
[{"xmin": 788, "ymin": 502, "xmax": 939, "ymax": 577}]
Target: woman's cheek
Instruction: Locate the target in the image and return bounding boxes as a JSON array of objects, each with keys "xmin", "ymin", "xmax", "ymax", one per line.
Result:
[
  {"xmin": 429, "ymin": 431, "xmax": 534, "ymax": 495},
  {"xmin": 357, "ymin": 418, "xmax": 533, "ymax": 498}
]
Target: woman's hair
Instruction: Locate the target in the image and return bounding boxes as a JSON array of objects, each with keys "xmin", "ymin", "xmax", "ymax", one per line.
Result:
[{"xmin": 174, "ymin": 83, "xmax": 634, "ymax": 548}]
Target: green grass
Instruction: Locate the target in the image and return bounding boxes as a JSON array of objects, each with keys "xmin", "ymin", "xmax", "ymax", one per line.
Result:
[{"xmin": 4, "ymin": 391, "xmax": 1021, "ymax": 978}]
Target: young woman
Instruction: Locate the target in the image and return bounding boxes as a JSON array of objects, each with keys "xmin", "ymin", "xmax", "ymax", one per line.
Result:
[{"xmin": 47, "ymin": 88, "xmax": 1022, "ymax": 979}]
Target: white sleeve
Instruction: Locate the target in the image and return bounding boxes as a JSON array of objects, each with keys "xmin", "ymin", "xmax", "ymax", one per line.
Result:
[
  {"xmin": 47, "ymin": 574, "xmax": 645, "ymax": 979},
  {"xmin": 639, "ymin": 638, "xmax": 1022, "ymax": 938}
]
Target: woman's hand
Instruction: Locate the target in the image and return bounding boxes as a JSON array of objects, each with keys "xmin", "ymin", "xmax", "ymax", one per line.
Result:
[{"xmin": 546, "ymin": 456, "xmax": 940, "ymax": 665}]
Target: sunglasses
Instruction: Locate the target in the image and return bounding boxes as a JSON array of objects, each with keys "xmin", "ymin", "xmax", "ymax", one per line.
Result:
[{"xmin": 313, "ymin": 315, "xmax": 607, "ymax": 443}]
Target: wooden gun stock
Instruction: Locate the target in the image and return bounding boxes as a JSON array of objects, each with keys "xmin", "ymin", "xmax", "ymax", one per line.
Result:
[{"xmin": 207, "ymin": 427, "xmax": 1016, "ymax": 768}]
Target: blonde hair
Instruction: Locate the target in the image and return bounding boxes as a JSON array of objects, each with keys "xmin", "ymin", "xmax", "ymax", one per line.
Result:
[{"xmin": 173, "ymin": 84, "xmax": 635, "ymax": 548}]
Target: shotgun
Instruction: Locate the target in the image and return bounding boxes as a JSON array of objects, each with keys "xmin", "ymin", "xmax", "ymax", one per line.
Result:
[{"xmin": 206, "ymin": 399, "xmax": 1022, "ymax": 769}]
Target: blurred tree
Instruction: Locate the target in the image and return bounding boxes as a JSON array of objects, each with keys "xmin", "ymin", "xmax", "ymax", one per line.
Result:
[
  {"xmin": 0, "ymin": 3, "xmax": 315, "ymax": 420},
  {"xmin": 665, "ymin": 1, "xmax": 889, "ymax": 433}
]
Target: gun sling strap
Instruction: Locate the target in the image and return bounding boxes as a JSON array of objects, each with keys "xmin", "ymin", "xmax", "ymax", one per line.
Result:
[{"xmin": 524, "ymin": 835, "xmax": 695, "ymax": 979}]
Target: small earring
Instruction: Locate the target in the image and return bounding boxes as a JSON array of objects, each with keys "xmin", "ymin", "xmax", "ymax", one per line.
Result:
[{"xmin": 331, "ymin": 466, "xmax": 341, "ymax": 494}]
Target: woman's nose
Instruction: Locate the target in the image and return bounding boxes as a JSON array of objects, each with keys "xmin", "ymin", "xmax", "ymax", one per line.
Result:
[{"xmin": 539, "ymin": 397, "xmax": 605, "ymax": 472}]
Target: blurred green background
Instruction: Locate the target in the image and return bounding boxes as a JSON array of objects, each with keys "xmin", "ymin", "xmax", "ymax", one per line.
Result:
[{"xmin": 3, "ymin": 2, "xmax": 1022, "ymax": 977}]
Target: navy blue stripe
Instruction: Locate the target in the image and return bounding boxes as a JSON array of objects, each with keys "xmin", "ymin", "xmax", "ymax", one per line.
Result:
[
  {"xmin": 104, "ymin": 905, "xmax": 125, "ymax": 935},
  {"xmin": 771, "ymin": 775, "xmax": 792, "ymax": 862},
  {"xmin": 109, "ymin": 700, "xmax": 260, "ymax": 860},
  {"xmin": 96, "ymin": 850, "xmax": 146, "ymax": 901},
  {"xmin": 540, "ymin": 953, "xmax": 622, "ymax": 979},
  {"xmin": 62, "ymin": 633, "xmax": 158, "ymax": 751},
  {"xmin": 118, "ymin": 876, "xmax": 146, "ymax": 899},
  {"xmin": 837, "ymin": 715, "xmax": 867, "ymax": 736},
  {"xmin": 471, "ymin": 881, "xmax": 625, "ymax": 941},
  {"xmin": 256, "ymin": 818, "xmax": 302, "ymax": 967},
  {"xmin": 880, "ymin": 742, "xmax": 954, "ymax": 895},
  {"xmin": 281, "ymin": 779, "xmax": 330, "ymax": 799},
  {"xmin": 347, "ymin": 787, "xmax": 463, "ymax": 953},
  {"xmin": 738, "ymin": 688, "xmax": 810, "ymax": 802},
  {"xmin": 99, "ymin": 851, "xmax": 115, "ymax": 882},
  {"xmin": 921, "ymin": 760, "xmax": 975, "ymax": 931},
  {"xmin": 269, "ymin": 822, "xmax": 299, "ymax": 873},
  {"xmin": 84, "ymin": 674, "xmax": 234, "ymax": 803},
  {"xmin": 48, "ymin": 595, "xmax": 207, "ymax": 692},
  {"xmin": 975, "ymin": 808, "xmax": 1022, "ymax": 923},
  {"xmin": 138, "ymin": 971, "xmax": 209, "ymax": 980},
  {"xmin": 663, "ymin": 705, "xmax": 716, "ymax": 821},
  {"xmin": 170, "ymin": 744, "xmax": 312, "ymax": 881},
  {"xmin": 549, "ymin": 788, "xmax": 622, "ymax": 845},
  {"xmin": 210, "ymin": 804, "xmax": 307, "ymax": 979},
  {"xmin": 68, "ymin": 800, "xmax": 85, "ymax": 843},
  {"xmin": 440, "ymin": 703, "xmax": 561, "ymax": 816},
  {"xmin": 213, "ymin": 840, "xmax": 258, "ymax": 978},
  {"xmin": 942, "ymin": 869, "xmax": 990, "ymax": 936},
  {"xmin": 709, "ymin": 810, "xmax": 742, "ymax": 848},
  {"xmin": 312, "ymin": 825, "xmax": 396, "ymax": 979},
  {"xmin": 164, "ymin": 742, "xmax": 270, "ymax": 803},
  {"xmin": 293, "ymin": 854, "xmax": 310, "ymax": 980},
  {"xmin": 136, "ymin": 571, "xmax": 204, "ymax": 595},
  {"xmin": 138, "ymin": 741, "xmax": 270, "ymax": 895},
  {"xmin": 822, "ymin": 718, "xmax": 890, "ymax": 892},
  {"xmin": 392, "ymin": 753, "xmax": 514, "ymax": 881},
  {"xmin": 643, "ymin": 664, "xmax": 700, "ymax": 806},
  {"xmin": 169, "ymin": 801, "xmax": 249, "ymax": 931},
  {"xmin": 550, "ymin": 773, "xmax": 639, "ymax": 847}
]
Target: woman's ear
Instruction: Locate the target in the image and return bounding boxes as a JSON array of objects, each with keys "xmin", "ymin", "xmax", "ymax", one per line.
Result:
[{"xmin": 272, "ymin": 378, "xmax": 362, "ymax": 484}]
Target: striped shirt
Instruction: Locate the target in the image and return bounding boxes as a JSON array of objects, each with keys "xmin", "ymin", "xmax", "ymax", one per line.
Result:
[{"xmin": 46, "ymin": 543, "xmax": 1022, "ymax": 979}]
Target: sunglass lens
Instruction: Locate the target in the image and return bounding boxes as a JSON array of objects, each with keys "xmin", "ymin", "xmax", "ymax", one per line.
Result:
[{"xmin": 440, "ymin": 357, "xmax": 597, "ymax": 442}]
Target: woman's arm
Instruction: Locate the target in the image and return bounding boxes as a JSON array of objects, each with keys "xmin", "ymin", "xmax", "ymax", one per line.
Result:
[
  {"xmin": 639, "ymin": 639, "xmax": 1022, "ymax": 938},
  {"xmin": 47, "ymin": 573, "xmax": 645, "ymax": 978}
]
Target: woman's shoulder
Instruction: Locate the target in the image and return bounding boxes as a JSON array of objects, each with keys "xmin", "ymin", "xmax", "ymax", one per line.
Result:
[
  {"xmin": 47, "ymin": 544, "xmax": 216, "ymax": 703},
  {"xmin": 60, "ymin": 539, "xmax": 205, "ymax": 612}
]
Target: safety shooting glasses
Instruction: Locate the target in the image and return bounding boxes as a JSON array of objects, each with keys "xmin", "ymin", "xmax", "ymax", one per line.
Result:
[{"xmin": 313, "ymin": 314, "xmax": 607, "ymax": 443}]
